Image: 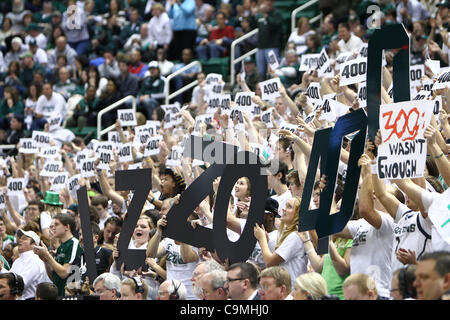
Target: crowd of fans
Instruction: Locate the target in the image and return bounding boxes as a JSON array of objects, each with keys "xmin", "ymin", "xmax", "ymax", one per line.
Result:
[{"xmin": 0, "ymin": 0, "xmax": 450, "ymax": 301}]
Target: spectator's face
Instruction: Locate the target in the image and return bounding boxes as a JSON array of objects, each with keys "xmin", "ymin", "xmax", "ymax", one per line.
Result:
[
  {"xmin": 191, "ymin": 263, "xmax": 206, "ymax": 299},
  {"xmin": 131, "ymin": 51, "xmax": 140, "ymax": 64},
  {"xmin": 264, "ymin": 0, "xmax": 274, "ymax": 11},
  {"xmin": 152, "ymin": 7, "xmax": 161, "ymax": 16},
  {"xmin": 343, "ymin": 284, "xmax": 372, "ymax": 300},
  {"xmin": 292, "ymin": 283, "xmax": 308, "ymax": 300},
  {"xmin": 120, "ymin": 284, "xmax": 138, "ymax": 300},
  {"xmin": 94, "ymin": 280, "xmax": 117, "ymax": 300},
  {"xmin": 43, "ymin": 84, "xmax": 53, "ymax": 98},
  {"xmin": 197, "ymin": 73, "xmax": 206, "ymax": 82},
  {"xmin": 17, "ymin": 235, "xmax": 34, "ymax": 253},
  {"xmin": 140, "ymin": 24, "xmax": 148, "ymax": 37},
  {"xmin": 2, "ymin": 244, "xmax": 13, "ymax": 260},
  {"xmin": 234, "ymin": 178, "xmax": 249, "ymax": 200},
  {"xmin": 59, "ymin": 69, "xmax": 69, "ymax": 82},
  {"xmin": 56, "ymin": 37, "xmax": 66, "ymax": 51},
  {"xmin": 9, "ymin": 117, "xmax": 21, "ymax": 131},
  {"xmin": 119, "ymin": 61, "xmax": 128, "ymax": 74},
  {"xmin": 160, "ymin": 175, "xmax": 175, "ymax": 197},
  {"xmin": 216, "ymin": 14, "xmax": 226, "ymax": 28},
  {"xmin": 157, "ymin": 281, "xmax": 171, "ymax": 300},
  {"xmin": 133, "ymin": 218, "xmax": 151, "ymax": 243},
  {"xmin": 52, "ymin": 219, "xmax": 67, "ymax": 238},
  {"xmin": 0, "ymin": 279, "xmax": 12, "ymax": 300},
  {"xmin": 182, "ymin": 49, "xmax": 192, "ymax": 63},
  {"xmin": 313, "ymin": 188, "xmax": 320, "ymax": 208},
  {"xmin": 12, "ymin": 42, "xmax": 20, "ymax": 51},
  {"xmin": 149, "ymin": 67, "xmax": 159, "ymax": 77},
  {"xmin": 275, "ymin": 97, "xmax": 286, "ymax": 114},
  {"xmin": 201, "ymin": 275, "xmax": 225, "ymax": 300},
  {"xmin": 288, "ymin": 179, "xmax": 302, "ymax": 197},
  {"xmin": 390, "ymin": 275, "xmax": 403, "ymax": 300},
  {"xmin": 259, "ymin": 276, "xmax": 284, "ymax": 300},
  {"xmin": 414, "ymin": 260, "xmax": 448, "ymax": 300},
  {"xmin": 224, "ymin": 268, "xmax": 246, "ymax": 300},
  {"xmin": 281, "ymin": 198, "xmax": 297, "ymax": 223},
  {"xmin": 25, "ymin": 204, "xmax": 40, "ymax": 222},
  {"xmin": 244, "ymin": 62, "xmax": 254, "ymax": 74},
  {"xmin": 86, "ymin": 86, "xmax": 96, "ymax": 99},
  {"xmin": 130, "ymin": 10, "xmax": 139, "ymax": 23},
  {"xmin": 103, "ymin": 222, "xmax": 120, "ymax": 244},
  {"xmin": 338, "ymin": 26, "xmax": 350, "ymax": 41},
  {"xmin": 106, "ymin": 80, "xmax": 116, "ymax": 93}
]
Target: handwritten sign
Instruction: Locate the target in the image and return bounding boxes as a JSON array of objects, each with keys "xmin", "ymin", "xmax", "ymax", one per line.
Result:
[{"xmin": 377, "ymin": 100, "xmax": 433, "ymax": 179}]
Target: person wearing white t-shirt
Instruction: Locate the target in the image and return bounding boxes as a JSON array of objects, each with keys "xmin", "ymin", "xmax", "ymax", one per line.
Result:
[
  {"xmin": 254, "ymin": 197, "xmax": 308, "ymax": 289},
  {"xmin": 337, "ymin": 22, "xmax": 363, "ymax": 54},
  {"xmin": 147, "ymin": 214, "xmax": 200, "ymax": 300},
  {"xmin": 32, "ymin": 83, "xmax": 67, "ymax": 131},
  {"xmin": 268, "ymin": 160, "xmax": 292, "ymax": 228},
  {"xmin": 334, "ymin": 156, "xmax": 396, "ymax": 299}
]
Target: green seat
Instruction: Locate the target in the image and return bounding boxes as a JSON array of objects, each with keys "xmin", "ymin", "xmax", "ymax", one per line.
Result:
[
  {"xmin": 201, "ymin": 57, "xmax": 230, "ymax": 82},
  {"xmin": 68, "ymin": 126, "xmax": 97, "ymax": 139}
]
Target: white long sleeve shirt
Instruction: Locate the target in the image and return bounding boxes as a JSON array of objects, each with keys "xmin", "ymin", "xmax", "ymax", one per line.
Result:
[
  {"xmin": 148, "ymin": 12, "xmax": 173, "ymax": 46},
  {"xmin": 9, "ymin": 250, "xmax": 52, "ymax": 300},
  {"xmin": 35, "ymin": 92, "xmax": 67, "ymax": 120}
]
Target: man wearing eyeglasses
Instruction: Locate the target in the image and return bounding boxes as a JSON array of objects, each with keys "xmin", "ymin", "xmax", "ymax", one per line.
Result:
[{"xmin": 224, "ymin": 262, "xmax": 260, "ymax": 300}]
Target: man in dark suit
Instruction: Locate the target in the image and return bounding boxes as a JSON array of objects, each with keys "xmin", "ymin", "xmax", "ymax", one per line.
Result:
[
  {"xmin": 224, "ymin": 262, "xmax": 261, "ymax": 300},
  {"xmin": 0, "ymin": 114, "xmax": 25, "ymax": 156}
]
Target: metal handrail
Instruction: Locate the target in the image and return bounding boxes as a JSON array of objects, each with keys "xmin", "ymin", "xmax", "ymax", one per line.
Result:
[
  {"xmin": 230, "ymin": 28, "xmax": 258, "ymax": 87},
  {"xmin": 165, "ymin": 61, "xmax": 202, "ymax": 105},
  {"xmin": 291, "ymin": 0, "xmax": 322, "ymax": 34},
  {"xmin": 0, "ymin": 144, "xmax": 16, "ymax": 149},
  {"xmin": 97, "ymin": 95, "xmax": 136, "ymax": 140}
]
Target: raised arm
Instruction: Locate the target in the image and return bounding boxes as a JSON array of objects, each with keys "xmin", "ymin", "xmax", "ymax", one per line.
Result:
[
  {"xmin": 424, "ymin": 124, "xmax": 450, "ymax": 186},
  {"xmin": 147, "ymin": 216, "xmax": 167, "ymax": 258}
]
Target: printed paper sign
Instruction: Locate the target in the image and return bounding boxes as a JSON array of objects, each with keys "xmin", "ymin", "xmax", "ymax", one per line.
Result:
[
  {"xmin": 410, "ymin": 65, "xmax": 424, "ymax": 87},
  {"xmin": 205, "ymin": 73, "xmax": 222, "ymax": 85},
  {"xmin": 422, "ymin": 79, "xmax": 434, "ymax": 92},
  {"xmin": 268, "ymin": 50, "xmax": 279, "ymax": 70},
  {"xmin": 207, "ymin": 83, "xmax": 224, "ymax": 95},
  {"xmin": 144, "ymin": 135, "xmax": 163, "ymax": 157},
  {"xmin": 128, "ymin": 163, "xmax": 143, "ymax": 170},
  {"xmin": 40, "ymin": 146, "xmax": 59, "ymax": 159},
  {"xmin": 433, "ymin": 96, "xmax": 443, "ymax": 126},
  {"xmin": 317, "ymin": 47, "xmax": 331, "ymax": 77},
  {"xmin": 0, "ymin": 192, "xmax": 5, "ymax": 209},
  {"xmin": 162, "ymin": 103, "xmax": 182, "ymax": 129},
  {"xmin": 118, "ymin": 143, "xmax": 133, "ymax": 163},
  {"xmin": 358, "ymin": 43, "xmax": 368, "ymax": 58},
  {"xmin": 357, "ymin": 82, "xmax": 367, "ymax": 108},
  {"xmin": 279, "ymin": 122, "xmax": 297, "ymax": 134},
  {"xmin": 260, "ymin": 78, "xmax": 281, "ymax": 101},
  {"xmin": 234, "ymin": 91, "xmax": 255, "ymax": 114},
  {"xmin": 68, "ymin": 174, "xmax": 81, "ymax": 199},
  {"xmin": 250, "ymin": 143, "xmax": 270, "ymax": 163},
  {"xmin": 166, "ymin": 146, "xmax": 183, "ymax": 167},
  {"xmin": 413, "ymin": 90, "xmax": 431, "ymax": 101},
  {"xmin": 97, "ymin": 148, "xmax": 114, "ymax": 170},
  {"xmin": 319, "ymin": 99, "xmax": 349, "ymax": 122},
  {"xmin": 432, "ymin": 69, "xmax": 450, "ymax": 90},
  {"xmin": 425, "ymin": 59, "xmax": 440, "ymax": 76},
  {"xmin": 146, "ymin": 120, "xmax": 161, "ymax": 133},
  {"xmin": 50, "ymin": 172, "xmax": 69, "ymax": 191},
  {"xmin": 229, "ymin": 106, "xmax": 246, "ymax": 131},
  {"xmin": 335, "ymin": 52, "xmax": 353, "ymax": 71},
  {"xmin": 306, "ymin": 82, "xmax": 322, "ymax": 105},
  {"xmin": 377, "ymin": 100, "xmax": 433, "ymax": 180},
  {"xmin": 40, "ymin": 160, "xmax": 62, "ymax": 177},
  {"xmin": 108, "ymin": 131, "xmax": 130, "ymax": 145},
  {"xmin": 117, "ymin": 109, "xmax": 137, "ymax": 127},
  {"xmin": 194, "ymin": 114, "xmax": 213, "ymax": 134},
  {"xmin": 339, "ymin": 57, "xmax": 367, "ymax": 86},
  {"xmin": 207, "ymin": 94, "xmax": 231, "ymax": 114},
  {"xmin": 7, "ymin": 178, "xmax": 25, "ymax": 196},
  {"xmin": 299, "ymin": 54, "xmax": 319, "ymax": 71},
  {"xmin": 48, "ymin": 114, "xmax": 62, "ymax": 132},
  {"xmin": 260, "ymin": 109, "xmax": 274, "ymax": 128},
  {"xmin": 32, "ymin": 130, "xmax": 52, "ymax": 147},
  {"xmin": 19, "ymin": 138, "xmax": 38, "ymax": 154},
  {"xmin": 80, "ymin": 158, "xmax": 96, "ymax": 178},
  {"xmin": 75, "ymin": 149, "xmax": 93, "ymax": 170}
]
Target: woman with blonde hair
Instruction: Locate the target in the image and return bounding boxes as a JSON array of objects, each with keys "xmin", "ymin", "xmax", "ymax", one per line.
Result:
[
  {"xmin": 292, "ymin": 272, "xmax": 328, "ymax": 300},
  {"xmin": 288, "ymin": 17, "xmax": 315, "ymax": 55},
  {"xmin": 254, "ymin": 196, "xmax": 308, "ymax": 288}
]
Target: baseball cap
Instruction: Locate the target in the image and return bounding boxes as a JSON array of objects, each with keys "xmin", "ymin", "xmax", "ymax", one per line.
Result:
[
  {"xmin": 17, "ymin": 229, "xmax": 40, "ymax": 245},
  {"xmin": 148, "ymin": 60, "xmax": 159, "ymax": 69},
  {"xmin": 265, "ymin": 197, "xmax": 280, "ymax": 218},
  {"xmin": 20, "ymin": 51, "xmax": 33, "ymax": 59},
  {"xmin": 243, "ymin": 56, "xmax": 255, "ymax": 64},
  {"xmin": 437, "ymin": 1, "xmax": 450, "ymax": 8},
  {"xmin": 29, "ymin": 38, "xmax": 37, "ymax": 46},
  {"xmin": 67, "ymin": 203, "xmax": 79, "ymax": 214}
]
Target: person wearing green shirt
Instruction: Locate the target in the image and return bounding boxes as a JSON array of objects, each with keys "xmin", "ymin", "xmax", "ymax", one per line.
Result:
[
  {"xmin": 66, "ymin": 85, "xmax": 99, "ymax": 130},
  {"xmin": 120, "ymin": 7, "xmax": 141, "ymax": 45},
  {"xmin": 249, "ymin": 0, "xmax": 283, "ymax": 79},
  {"xmin": 0, "ymin": 86, "xmax": 24, "ymax": 131},
  {"xmin": 33, "ymin": 213, "xmax": 83, "ymax": 297},
  {"xmin": 137, "ymin": 61, "xmax": 165, "ymax": 120},
  {"xmin": 18, "ymin": 51, "xmax": 46, "ymax": 88}
]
